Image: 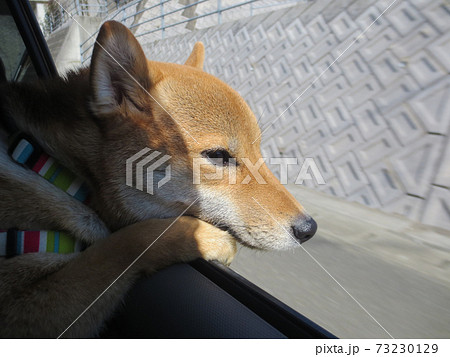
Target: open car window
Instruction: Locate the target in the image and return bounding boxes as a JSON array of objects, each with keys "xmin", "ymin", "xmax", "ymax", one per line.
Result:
[{"xmin": 6, "ymin": 0, "xmax": 449, "ymax": 341}]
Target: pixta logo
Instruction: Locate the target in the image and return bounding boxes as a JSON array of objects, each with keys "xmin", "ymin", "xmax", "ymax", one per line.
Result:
[{"xmin": 126, "ymin": 148, "xmax": 171, "ymax": 195}]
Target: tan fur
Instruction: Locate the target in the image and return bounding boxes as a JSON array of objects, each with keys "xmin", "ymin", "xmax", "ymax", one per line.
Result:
[
  {"xmin": 0, "ymin": 21, "xmax": 313, "ymax": 337},
  {"xmin": 184, "ymin": 42, "xmax": 205, "ymax": 69}
]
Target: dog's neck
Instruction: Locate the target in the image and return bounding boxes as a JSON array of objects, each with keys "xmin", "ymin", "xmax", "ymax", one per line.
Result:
[
  {"xmin": 2, "ymin": 70, "xmax": 100, "ymax": 175},
  {"xmin": 1, "ymin": 70, "xmax": 126, "ymax": 227}
]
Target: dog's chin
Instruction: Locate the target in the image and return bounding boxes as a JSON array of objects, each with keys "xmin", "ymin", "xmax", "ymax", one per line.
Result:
[
  {"xmin": 189, "ymin": 212, "xmax": 299, "ymax": 251},
  {"xmin": 211, "ymin": 221, "xmax": 299, "ymax": 251},
  {"xmin": 238, "ymin": 235, "xmax": 299, "ymax": 251}
]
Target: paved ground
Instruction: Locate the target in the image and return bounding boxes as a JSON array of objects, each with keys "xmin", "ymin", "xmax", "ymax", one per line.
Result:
[{"xmin": 231, "ymin": 185, "xmax": 450, "ymax": 338}]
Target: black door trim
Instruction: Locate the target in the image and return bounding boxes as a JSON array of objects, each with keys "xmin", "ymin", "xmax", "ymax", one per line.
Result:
[
  {"xmin": 6, "ymin": 0, "xmax": 57, "ymax": 79},
  {"xmin": 191, "ymin": 259, "xmax": 336, "ymax": 338}
]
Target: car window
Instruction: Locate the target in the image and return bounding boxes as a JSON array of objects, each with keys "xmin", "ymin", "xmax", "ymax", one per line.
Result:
[{"xmin": 0, "ymin": 1, "xmax": 37, "ymax": 82}]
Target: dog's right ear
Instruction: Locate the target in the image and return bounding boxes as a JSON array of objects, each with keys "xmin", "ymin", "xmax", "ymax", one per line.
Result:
[
  {"xmin": 90, "ymin": 21, "xmax": 153, "ymax": 116},
  {"xmin": 184, "ymin": 42, "xmax": 204, "ymax": 70}
]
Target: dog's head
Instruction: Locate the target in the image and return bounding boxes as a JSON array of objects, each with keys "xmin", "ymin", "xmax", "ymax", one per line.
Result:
[{"xmin": 90, "ymin": 21, "xmax": 316, "ymax": 250}]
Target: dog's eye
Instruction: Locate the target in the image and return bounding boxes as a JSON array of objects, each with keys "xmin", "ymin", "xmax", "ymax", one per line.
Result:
[{"xmin": 202, "ymin": 149, "xmax": 233, "ymax": 166}]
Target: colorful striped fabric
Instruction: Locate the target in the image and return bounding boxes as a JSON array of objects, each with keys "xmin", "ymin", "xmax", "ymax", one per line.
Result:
[
  {"xmin": 0, "ymin": 230, "xmax": 82, "ymax": 257},
  {"xmin": 10, "ymin": 138, "xmax": 90, "ymax": 203},
  {"xmin": 3, "ymin": 135, "xmax": 89, "ymax": 257}
]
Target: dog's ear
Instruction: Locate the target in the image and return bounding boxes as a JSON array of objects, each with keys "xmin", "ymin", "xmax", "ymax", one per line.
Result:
[
  {"xmin": 184, "ymin": 42, "xmax": 204, "ymax": 70},
  {"xmin": 90, "ymin": 21, "xmax": 152, "ymax": 116}
]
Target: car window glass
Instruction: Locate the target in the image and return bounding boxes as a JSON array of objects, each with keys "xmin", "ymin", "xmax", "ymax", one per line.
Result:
[{"xmin": 0, "ymin": 1, "xmax": 37, "ymax": 82}]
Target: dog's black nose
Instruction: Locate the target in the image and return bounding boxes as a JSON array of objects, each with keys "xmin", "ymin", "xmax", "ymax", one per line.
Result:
[{"xmin": 292, "ymin": 216, "xmax": 317, "ymax": 243}]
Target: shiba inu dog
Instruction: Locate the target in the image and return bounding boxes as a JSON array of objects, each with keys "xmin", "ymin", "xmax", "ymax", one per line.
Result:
[{"xmin": 0, "ymin": 21, "xmax": 316, "ymax": 337}]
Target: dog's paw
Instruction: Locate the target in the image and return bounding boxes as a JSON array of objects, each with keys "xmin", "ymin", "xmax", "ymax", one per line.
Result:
[
  {"xmin": 118, "ymin": 216, "xmax": 237, "ymax": 272},
  {"xmin": 191, "ymin": 219, "xmax": 237, "ymax": 266}
]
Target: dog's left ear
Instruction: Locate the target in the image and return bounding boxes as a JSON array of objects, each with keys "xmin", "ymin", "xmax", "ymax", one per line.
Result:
[
  {"xmin": 184, "ymin": 42, "xmax": 204, "ymax": 70},
  {"xmin": 90, "ymin": 21, "xmax": 154, "ymax": 116}
]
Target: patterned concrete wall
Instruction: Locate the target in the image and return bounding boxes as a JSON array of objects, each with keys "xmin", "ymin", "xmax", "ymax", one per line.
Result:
[
  {"xmin": 140, "ymin": 0, "xmax": 450, "ymax": 231},
  {"xmin": 80, "ymin": 1, "xmax": 307, "ymax": 64}
]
